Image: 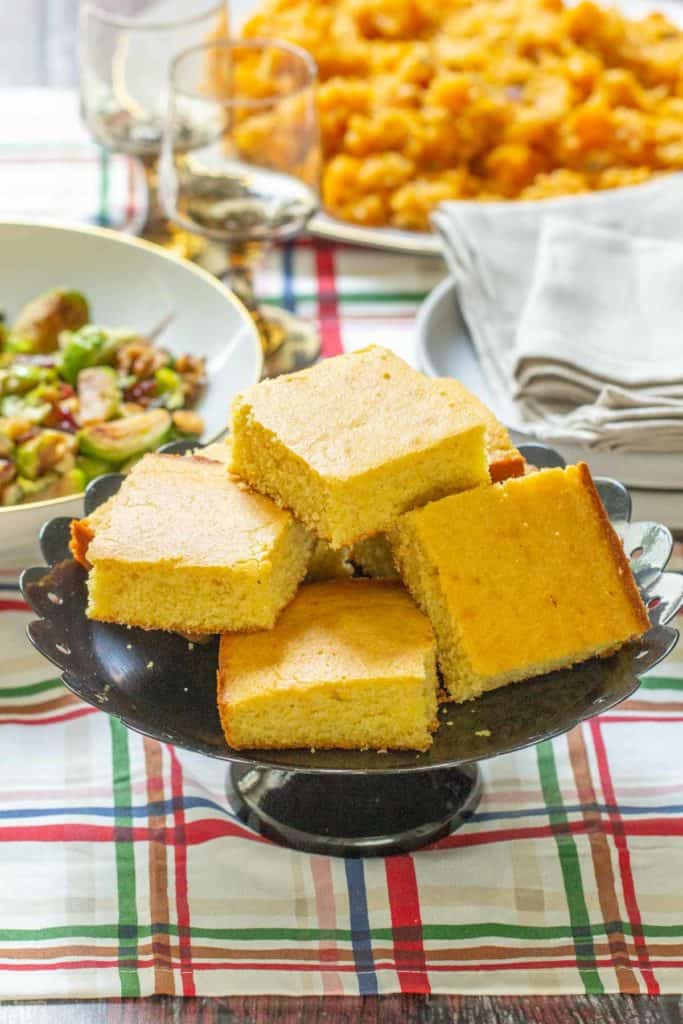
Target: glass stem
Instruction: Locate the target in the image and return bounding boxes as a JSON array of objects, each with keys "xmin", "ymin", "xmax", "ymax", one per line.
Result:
[
  {"xmin": 224, "ymin": 244, "xmax": 278, "ymax": 355},
  {"xmin": 139, "ymin": 154, "xmax": 170, "ymax": 239}
]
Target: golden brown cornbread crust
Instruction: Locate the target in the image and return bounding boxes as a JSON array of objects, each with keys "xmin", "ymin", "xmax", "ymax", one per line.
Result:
[
  {"xmin": 390, "ymin": 462, "xmax": 649, "ymax": 701},
  {"xmin": 233, "ymin": 348, "xmax": 488, "ymax": 479},
  {"xmin": 217, "ymin": 579, "xmax": 438, "ymax": 751},
  {"xmin": 576, "ymin": 461, "xmax": 650, "ymax": 636},
  {"xmin": 231, "ymin": 346, "xmax": 490, "ymax": 547},
  {"xmin": 489, "ymin": 451, "xmax": 526, "ymax": 483},
  {"xmin": 69, "ymin": 496, "xmax": 116, "ymax": 569},
  {"xmin": 83, "ymin": 453, "xmax": 314, "ymax": 634},
  {"xmin": 87, "ymin": 453, "xmax": 295, "ymax": 567},
  {"xmin": 69, "ymin": 517, "xmax": 94, "ymax": 568}
]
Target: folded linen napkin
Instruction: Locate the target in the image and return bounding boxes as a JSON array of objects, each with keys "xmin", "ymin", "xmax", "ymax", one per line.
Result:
[
  {"xmin": 535, "ymin": 385, "xmax": 683, "ymax": 453},
  {"xmin": 432, "ymin": 175, "xmax": 683, "ymax": 453}
]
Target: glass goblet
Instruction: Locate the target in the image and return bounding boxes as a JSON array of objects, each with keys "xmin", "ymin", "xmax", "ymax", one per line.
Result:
[
  {"xmin": 161, "ymin": 39, "xmax": 321, "ymax": 377},
  {"xmin": 79, "ymin": 0, "xmax": 228, "ymax": 248}
]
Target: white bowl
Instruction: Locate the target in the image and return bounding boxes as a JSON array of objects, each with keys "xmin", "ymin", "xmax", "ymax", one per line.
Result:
[{"xmin": 0, "ymin": 220, "xmax": 261, "ymax": 565}]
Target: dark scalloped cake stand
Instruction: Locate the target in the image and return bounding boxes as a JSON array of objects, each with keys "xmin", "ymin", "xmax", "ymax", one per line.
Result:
[{"xmin": 20, "ymin": 443, "xmax": 682, "ymax": 856}]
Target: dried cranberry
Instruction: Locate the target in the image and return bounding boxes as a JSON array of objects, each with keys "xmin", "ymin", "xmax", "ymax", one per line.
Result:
[
  {"xmin": 124, "ymin": 378, "xmax": 157, "ymax": 404},
  {"xmin": 55, "ymin": 405, "xmax": 79, "ymax": 432}
]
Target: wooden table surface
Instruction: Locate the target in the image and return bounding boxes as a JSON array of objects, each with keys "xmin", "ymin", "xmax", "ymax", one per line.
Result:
[{"xmin": 0, "ymin": 995, "xmax": 681, "ymax": 1022}]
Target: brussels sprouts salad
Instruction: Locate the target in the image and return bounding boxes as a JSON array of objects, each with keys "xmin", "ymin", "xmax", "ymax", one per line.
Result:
[{"xmin": 0, "ymin": 288, "xmax": 206, "ymax": 506}]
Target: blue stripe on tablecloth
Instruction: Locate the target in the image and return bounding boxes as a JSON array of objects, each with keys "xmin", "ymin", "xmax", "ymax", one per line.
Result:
[
  {"xmin": 281, "ymin": 242, "xmax": 296, "ymax": 313},
  {"xmin": 344, "ymin": 858, "xmax": 378, "ymax": 994},
  {"xmin": 1, "ymin": 799, "xmax": 683, "ymax": 821}
]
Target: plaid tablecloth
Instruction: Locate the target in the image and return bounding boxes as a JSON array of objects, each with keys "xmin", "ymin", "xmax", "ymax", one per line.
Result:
[{"xmin": 1, "ymin": 89, "xmax": 682, "ymax": 1001}]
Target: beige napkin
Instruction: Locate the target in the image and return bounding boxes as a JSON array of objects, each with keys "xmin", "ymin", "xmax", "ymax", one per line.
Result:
[{"xmin": 432, "ymin": 175, "xmax": 683, "ymax": 453}]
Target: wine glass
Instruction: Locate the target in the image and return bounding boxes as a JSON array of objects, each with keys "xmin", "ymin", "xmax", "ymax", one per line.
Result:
[
  {"xmin": 79, "ymin": 0, "xmax": 228, "ymax": 247},
  {"xmin": 160, "ymin": 39, "xmax": 321, "ymax": 377}
]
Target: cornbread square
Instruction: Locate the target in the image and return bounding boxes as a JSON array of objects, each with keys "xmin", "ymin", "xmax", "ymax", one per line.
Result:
[
  {"xmin": 82, "ymin": 453, "xmax": 314, "ymax": 633},
  {"xmin": 217, "ymin": 579, "xmax": 439, "ymax": 751},
  {"xmin": 230, "ymin": 345, "xmax": 489, "ymax": 548},
  {"xmin": 391, "ymin": 463, "xmax": 649, "ymax": 702}
]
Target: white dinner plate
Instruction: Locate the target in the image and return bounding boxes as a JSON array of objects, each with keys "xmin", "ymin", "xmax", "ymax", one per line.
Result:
[
  {"xmin": 416, "ymin": 276, "xmax": 683, "ymax": 529},
  {"xmin": 307, "ymin": 212, "xmax": 441, "ymax": 256},
  {"xmin": 0, "ymin": 220, "xmax": 261, "ymax": 563}
]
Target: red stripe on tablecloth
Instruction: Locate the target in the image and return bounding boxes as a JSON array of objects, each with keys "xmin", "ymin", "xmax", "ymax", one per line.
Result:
[
  {"xmin": 126, "ymin": 158, "xmax": 137, "ymax": 225},
  {"xmin": 590, "ymin": 719, "xmax": 660, "ymax": 996},
  {"xmin": 314, "ymin": 245, "xmax": 343, "ymax": 358},
  {"xmin": 7, "ymin": 955, "xmax": 682, "ymax": 976},
  {"xmin": 0, "ymin": 599, "xmax": 29, "ymax": 613},
  {"xmin": 601, "ymin": 715, "xmax": 683, "ymax": 723},
  {"xmin": 310, "ymin": 857, "xmax": 344, "ymax": 995},
  {"xmin": 0, "ymin": 707, "xmax": 96, "ymax": 727},
  {"xmin": 168, "ymin": 747, "xmax": 195, "ymax": 997},
  {"xmin": 4, "ymin": 815, "xmax": 683, "ymax": 847},
  {"xmin": 0, "ymin": 821, "xmax": 266, "ymax": 844},
  {"xmin": 435, "ymin": 817, "xmax": 683, "ymax": 850},
  {"xmin": 385, "ymin": 857, "xmax": 430, "ymax": 993}
]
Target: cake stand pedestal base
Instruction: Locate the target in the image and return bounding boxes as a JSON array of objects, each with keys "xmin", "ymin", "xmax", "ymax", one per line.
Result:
[{"xmin": 226, "ymin": 763, "xmax": 482, "ymax": 857}]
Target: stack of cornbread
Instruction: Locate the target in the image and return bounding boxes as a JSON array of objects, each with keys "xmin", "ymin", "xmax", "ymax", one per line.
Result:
[{"xmin": 70, "ymin": 346, "xmax": 649, "ymax": 753}]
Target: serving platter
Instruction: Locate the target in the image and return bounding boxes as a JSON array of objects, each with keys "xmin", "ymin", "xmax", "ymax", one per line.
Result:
[
  {"xmin": 417, "ymin": 276, "xmax": 683, "ymax": 523},
  {"xmin": 20, "ymin": 441, "xmax": 681, "ymax": 856}
]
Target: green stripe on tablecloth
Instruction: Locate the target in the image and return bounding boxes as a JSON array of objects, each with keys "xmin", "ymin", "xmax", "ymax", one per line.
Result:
[
  {"xmin": 537, "ymin": 740, "xmax": 604, "ymax": 993},
  {"xmin": 3, "ymin": 922, "xmax": 683, "ymax": 942},
  {"xmin": 98, "ymin": 148, "xmax": 110, "ymax": 227},
  {"xmin": 0, "ymin": 678, "xmax": 62, "ymax": 699},
  {"xmin": 110, "ymin": 719, "xmax": 140, "ymax": 997},
  {"xmin": 640, "ymin": 676, "xmax": 683, "ymax": 691},
  {"xmin": 263, "ymin": 290, "xmax": 429, "ymax": 305}
]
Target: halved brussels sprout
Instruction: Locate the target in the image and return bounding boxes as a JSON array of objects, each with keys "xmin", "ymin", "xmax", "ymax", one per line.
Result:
[
  {"xmin": 58, "ymin": 325, "xmax": 139, "ymax": 385},
  {"xmin": 10, "ymin": 289, "xmax": 90, "ymax": 354},
  {"xmin": 78, "ymin": 408, "xmax": 171, "ymax": 464}
]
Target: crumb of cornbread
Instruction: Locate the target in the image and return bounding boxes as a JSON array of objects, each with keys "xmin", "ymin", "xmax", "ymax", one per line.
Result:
[
  {"xmin": 84, "ymin": 452, "xmax": 314, "ymax": 633},
  {"xmin": 351, "ymin": 380, "xmax": 524, "ymax": 579},
  {"xmin": 390, "ymin": 463, "xmax": 649, "ymax": 702},
  {"xmin": 230, "ymin": 345, "xmax": 489, "ymax": 549},
  {"xmin": 217, "ymin": 579, "xmax": 439, "ymax": 752}
]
